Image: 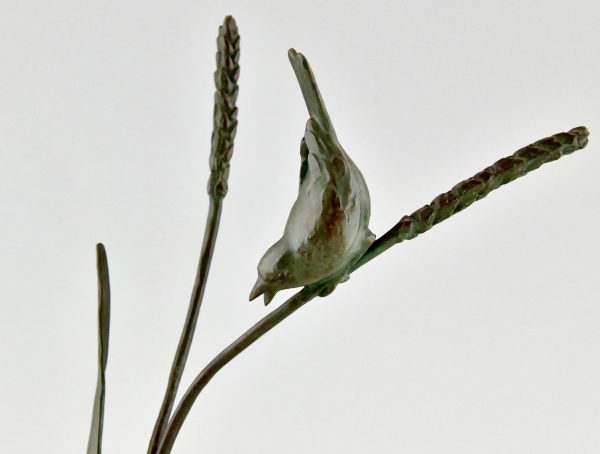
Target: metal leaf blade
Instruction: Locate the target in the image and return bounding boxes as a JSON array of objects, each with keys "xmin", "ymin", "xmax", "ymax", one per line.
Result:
[{"xmin": 86, "ymin": 243, "xmax": 111, "ymax": 454}]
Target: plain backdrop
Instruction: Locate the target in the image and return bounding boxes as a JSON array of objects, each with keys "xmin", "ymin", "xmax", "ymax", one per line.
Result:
[{"xmin": 1, "ymin": 1, "xmax": 599, "ymax": 453}]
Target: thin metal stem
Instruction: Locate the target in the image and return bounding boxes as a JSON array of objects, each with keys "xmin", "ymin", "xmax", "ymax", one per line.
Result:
[
  {"xmin": 156, "ymin": 285, "xmax": 322, "ymax": 454},
  {"xmin": 147, "ymin": 203, "xmax": 223, "ymax": 454}
]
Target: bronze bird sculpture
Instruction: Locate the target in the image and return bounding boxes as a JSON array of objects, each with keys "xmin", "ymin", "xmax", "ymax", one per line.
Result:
[{"xmin": 249, "ymin": 49, "xmax": 375, "ymax": 305}]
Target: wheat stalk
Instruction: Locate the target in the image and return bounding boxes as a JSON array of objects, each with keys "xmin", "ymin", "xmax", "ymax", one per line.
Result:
[{"xmin": 146, "ymin": 16, "xmax": 240, "ymax": 454}]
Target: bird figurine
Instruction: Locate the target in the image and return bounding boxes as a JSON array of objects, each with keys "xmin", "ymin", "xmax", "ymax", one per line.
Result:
[{"xmin": 249, "ymin": 49, "xmax": 375, "ymax": 305}]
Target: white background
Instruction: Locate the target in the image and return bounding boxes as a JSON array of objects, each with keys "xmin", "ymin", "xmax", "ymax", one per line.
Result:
[{"xmin": 1, "ymin": 1, "xmax": 599, "ymax": 453}]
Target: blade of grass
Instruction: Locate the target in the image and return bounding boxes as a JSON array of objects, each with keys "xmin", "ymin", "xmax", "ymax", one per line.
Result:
[
  {"xmin": 156, "ymin": 126, "xmax": 589, "ymax": 454},
  {"xmin": 146, "ymin": 15, "xmax": 240, "ymax": 454},
  {"xmin": 86, "ymin": 243, "xmax": 111, "ymax": 454}
]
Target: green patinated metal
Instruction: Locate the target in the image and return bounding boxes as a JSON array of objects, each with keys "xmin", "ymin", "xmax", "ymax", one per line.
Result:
[
  {"xmin": 353, "ymin": 126, "xmax": 590, "ymax": 269},
  {"xmin": 79, "ymin": 15, "xmax": 591, "ymax": 454},
  {"xmin": 250, "ymin": 49, "xmax": 375, "ymax": 305}
]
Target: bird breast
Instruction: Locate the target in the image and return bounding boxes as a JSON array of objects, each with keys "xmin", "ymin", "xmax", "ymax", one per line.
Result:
[{"xmin": 280, "ymin": 119, "xmax": 371, "ymax": 285}]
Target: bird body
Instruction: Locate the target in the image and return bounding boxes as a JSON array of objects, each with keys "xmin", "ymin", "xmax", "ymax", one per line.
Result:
[{"xmin": 250, "ymin": 49, "xmax": 374, "ymax": 305}]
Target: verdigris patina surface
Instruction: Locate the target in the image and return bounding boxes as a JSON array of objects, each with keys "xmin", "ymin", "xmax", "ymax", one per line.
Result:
[{"xmin": 82, "ymin": 16, "xmax": 591, "ymax": 454}]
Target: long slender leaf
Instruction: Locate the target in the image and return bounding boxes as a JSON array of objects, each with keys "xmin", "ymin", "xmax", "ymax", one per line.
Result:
[{"xmin": 86, "ymin": 243, "xmax": 111, "ymax": 454}]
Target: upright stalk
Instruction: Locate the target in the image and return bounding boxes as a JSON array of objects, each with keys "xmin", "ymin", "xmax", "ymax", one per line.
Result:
[
  {"xmin": 156, "ymin": 126, "xmax": 589, "ymax": 454},
  {"xmin": 147, "ymin": 16, "xmax": 240, "ymax": 454}
]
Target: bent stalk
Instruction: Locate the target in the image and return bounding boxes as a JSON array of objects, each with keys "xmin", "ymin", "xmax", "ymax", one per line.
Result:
[{"xmin": 156, "ymin": 126, "xmax": 589, "ymax": 453}]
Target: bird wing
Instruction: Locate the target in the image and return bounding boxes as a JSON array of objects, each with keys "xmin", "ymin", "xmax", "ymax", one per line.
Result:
[{"xmin": 298, "ymin": 137, "xmax": 309, "ymax": 189}]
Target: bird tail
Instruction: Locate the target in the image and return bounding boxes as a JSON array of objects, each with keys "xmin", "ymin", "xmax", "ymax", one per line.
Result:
[{"xmin": 288, "ymin": 48, "xmax": 336, "ymax": 137}]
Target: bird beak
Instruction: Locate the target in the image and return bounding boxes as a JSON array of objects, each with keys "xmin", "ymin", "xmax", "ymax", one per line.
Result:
[
  {"xmin": 249, "ymin": 278, "xmax": 266, "ymax": 301},
  {"xmin": 249, "ymin": 278, "xmax": 277, "ymax": 306},
  {"xmin": 263, "ymin": 291, "xmax": 275, "ymax": 306}
]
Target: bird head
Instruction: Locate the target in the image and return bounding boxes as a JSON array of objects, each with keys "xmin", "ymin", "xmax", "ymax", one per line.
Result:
[{"xmin": 249, "ymin": 240, "xmax": 298, "ymax": 305}]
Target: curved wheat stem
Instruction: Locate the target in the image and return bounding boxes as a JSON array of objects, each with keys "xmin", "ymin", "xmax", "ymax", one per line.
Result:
[{"xmin": 156, "ymin": 126, "xmax": 589, "ymax": 454}]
